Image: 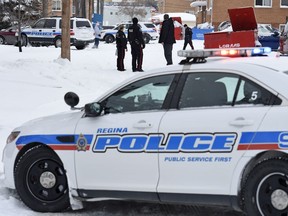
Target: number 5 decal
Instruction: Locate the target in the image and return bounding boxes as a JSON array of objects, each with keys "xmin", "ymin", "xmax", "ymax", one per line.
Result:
[{"xmin": 251, "ymin": 91, "xmax": 258, "ymax": 100}]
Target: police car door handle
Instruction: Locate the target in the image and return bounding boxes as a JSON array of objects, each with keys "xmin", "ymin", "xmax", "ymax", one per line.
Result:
[
  {"xmin": 229, "ymin": 118, "xmax": 254, "ymax": 126},
  {"xmin": 133, "ymin": 120, "xmax": 152, "ymax": 129}
]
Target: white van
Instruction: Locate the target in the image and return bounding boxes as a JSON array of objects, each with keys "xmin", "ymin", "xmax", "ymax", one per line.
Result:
[{"xmin": 20, "ymin": 17, "xmax": 94, "ymax": 49}]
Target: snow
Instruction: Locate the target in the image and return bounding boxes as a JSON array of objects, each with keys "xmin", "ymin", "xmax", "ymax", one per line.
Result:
[
  {"xmin": 152, "ymin": 13, "xmax": 196, "ymax": 22},
  {"xmin": 0, "ymin": 40, "xmax": 285, "ymax": 215},
  {"xmin": 0, "ymin": 40, "xmax": 204, "ymax": 215}
]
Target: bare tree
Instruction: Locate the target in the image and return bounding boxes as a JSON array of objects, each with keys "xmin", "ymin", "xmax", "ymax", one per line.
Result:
[{"xmin": 118, "ymin": 0, "xmax": 147, "ymax": 20}]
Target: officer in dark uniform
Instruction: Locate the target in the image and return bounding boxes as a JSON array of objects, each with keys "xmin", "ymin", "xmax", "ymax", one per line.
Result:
[
  {"xmin": 128, "ymin": 17, "xmax": 145, "ymax": 72},
  {"xmin": 183, "ymin": 24, "xmax": 194, "ymax": 50},
  {"xmin": 116, "ymin": 25, "xmax": 127, "ymax": 71}
]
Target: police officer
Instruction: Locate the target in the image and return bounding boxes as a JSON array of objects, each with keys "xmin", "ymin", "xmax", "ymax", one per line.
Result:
[
  {"xmin": 128, "ymin": 17, "xmax": 145, "ymax": 72},
  {"xmin": 116, "ymin": 25, "xmax": 127, "ymax": 71},
  {"xmin": 183, "ymin": 24, "xmax": 194, "ymax": 50}
]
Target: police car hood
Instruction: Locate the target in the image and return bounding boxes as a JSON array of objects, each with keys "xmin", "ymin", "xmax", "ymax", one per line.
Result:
[{"xmin": 15, "ymin": 110, "xmax": 83, "ymax": 134}]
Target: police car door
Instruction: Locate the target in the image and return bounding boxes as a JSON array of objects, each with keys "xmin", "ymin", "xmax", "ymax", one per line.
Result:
[
  {"xmin": 74, "ymin": 74, "xmax": 176, "ymax": 196},
  {"xmin": 157, "ymin": 71, "xmax": 274, "ymax": 200},
  {"xmin": 29, "ymin": 18, "xmax": 56, "ymax": 44}
]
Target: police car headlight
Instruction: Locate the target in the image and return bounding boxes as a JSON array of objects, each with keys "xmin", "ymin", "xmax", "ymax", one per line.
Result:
[{"xmin": 6, "ymin": 131, "xmax": 20, "ymax": 144}]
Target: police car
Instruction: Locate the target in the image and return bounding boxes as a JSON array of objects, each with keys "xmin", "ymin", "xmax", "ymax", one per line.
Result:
[
  {"xmin": 3, "ymin": 47, "xmax": 288, "ymax": 215},
  {"xmin": 20, "ymin": 17, "xmax": 94, "ymax": 49},
  {"xmin": 100, "ymin": 22, "xmax": 159, "ymax": 44}
]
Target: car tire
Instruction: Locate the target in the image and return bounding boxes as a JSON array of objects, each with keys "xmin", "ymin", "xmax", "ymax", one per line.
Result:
[
  {"xmin": 105, "ymin": 34, "xmax": 114, "ymax": 43},
  {"xmin": 0, "ymin": 36, "xmax": 5, "ymax": 45},
  {"xmin": 242, "ymin": 157, "xmax": 288, "ymax": 216},
  {"xmin": 75, "ymin": 45, "xmax": 85, "ymax": 50},
  {"xmin": 54, "ymin": 37, "xmax": 61, "ymax": 48},
  {"xmin": 143, "ymin": 33, "xmax": 150, "ymax": 44},
  {"xmin": 14, "ymin": 145, "xmax": 70, "ymax": 212}
]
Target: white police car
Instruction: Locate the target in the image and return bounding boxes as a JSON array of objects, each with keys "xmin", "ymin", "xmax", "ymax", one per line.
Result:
[
  {"xmin": 3, "ymin": 47, "xmax": 288, "ymax": 215},
  {"xmin": 20, "ymin": 17, "xmax": 94, "ymax": 49},
  {"xmin": 100, "ymin": 22, "xmax": 159, "ymax": 44}
]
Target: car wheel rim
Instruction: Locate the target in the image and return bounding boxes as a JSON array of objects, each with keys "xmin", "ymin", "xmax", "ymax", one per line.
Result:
[
  {"xmin": 56, "ymin": 39, "xmax": 61, "ymax": 47},
  {"xmin": 0, "ymin": 37, "xmax": 4, "ymax": 44},
  {"xmin": 256, "ymin": 172, "xmax": 288, "ymax": 215},
  {"xmin": 26, "ymin": 159, "xmax": 67, "ymax": 202}
]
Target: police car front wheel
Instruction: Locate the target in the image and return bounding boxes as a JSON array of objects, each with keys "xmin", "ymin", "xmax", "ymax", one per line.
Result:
[
  {"xmin": 242, "ymin": 158, "xmax": 288, "ymax": 216},
  {"xmin": 14, "ymin": 145, "xmax": 70, "ymax": 212}
]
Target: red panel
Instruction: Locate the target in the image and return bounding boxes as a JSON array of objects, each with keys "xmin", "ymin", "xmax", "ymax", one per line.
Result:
[
  {"xmin": 228, "ymin": 7, "xmax": 257, "ymax": 32},
  {"xmin": 204, "ymin": 31, "xmax": 256, "ymax": 48}
]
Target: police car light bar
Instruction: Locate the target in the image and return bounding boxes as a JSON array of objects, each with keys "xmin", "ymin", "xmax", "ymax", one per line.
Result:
[{"xmin": 177, "ymin": 47, "xmax": 272, "ymax": 58}]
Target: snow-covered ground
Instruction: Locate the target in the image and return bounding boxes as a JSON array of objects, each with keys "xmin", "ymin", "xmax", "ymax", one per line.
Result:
[
  {"xmin": 2, "ymin": 39, "xmax": 285, "ymax": 215},
  {"xmin": 0, "ymin": 40, "xmax": 208, "ymax": 215}
]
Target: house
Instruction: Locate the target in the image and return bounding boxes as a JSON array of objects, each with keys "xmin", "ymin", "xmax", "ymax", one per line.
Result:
[
  {"xmin": 190, "ymin": 0, "xmax": 288, "ymax": 31},
  {"xmin": 45, "ymin": 0, "xmax": 94, "ymax": 20}
]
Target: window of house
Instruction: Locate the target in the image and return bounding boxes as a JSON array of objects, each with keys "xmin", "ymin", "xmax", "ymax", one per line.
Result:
[
  {"xmin": 281, "ymin": 0, "xmax": 288, "ymax": 6},
  {"xmin": 52, "ymin": 0, "xmax": 62, "ymax": 11},
  {"xmin": 255, "ymin": 0, "xmax": 272, "ymax": 7}
]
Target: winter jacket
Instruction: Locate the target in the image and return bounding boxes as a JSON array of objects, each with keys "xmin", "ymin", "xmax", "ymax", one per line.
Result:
[
  {"xmin": 128, "ymin": 24, "xmax": 145, "ymax": 48},
  {"xmin": 116, "ymin": 30, "xmax": 127, "ymax": 49},
  {"xmin": 159, "ymin": 18, "xmax": 176, "ymax": 44},
  {"xmin": 184, "ymin": 26, "xmax": 193, "ymax": 41},
  {"xmin": 94, "ymin": 25, "xmax": 101, "ymax": 39}
]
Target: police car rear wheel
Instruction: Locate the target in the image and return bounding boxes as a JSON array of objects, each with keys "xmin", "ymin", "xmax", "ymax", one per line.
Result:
[
  {"xmin": 105, "ymin": 35, "xmax": 114, "ymax": 43},
  {"xmin": 14, "ymin": 145, "xmax": 70, "ymax": 212},
  {"xmin": 242, "ymin": 158, "xmax": 288, "ymax": 216},
  {"xmin": 54, "ymin": 37, "xmax": 61, "ymax": 48}
]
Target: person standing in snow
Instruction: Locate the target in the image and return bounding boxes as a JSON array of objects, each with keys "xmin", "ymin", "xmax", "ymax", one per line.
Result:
[
  {"xmin": 183, "ymin": 24, "xmax": 194, "ymax": 50},
  {"xmin": 93, "ymin": 22, "xmax": 101, "ymax": 49},
  {"xmin": 128, "ymin": 17, "xmax": 145, "ymax": 72},
  {"xmin": 159, "ymin": 14, "xmax": 175, "ymax": 65},
  {"xmin": 116, "ymin": 25, "xmax": 128, "ymax": 71}
]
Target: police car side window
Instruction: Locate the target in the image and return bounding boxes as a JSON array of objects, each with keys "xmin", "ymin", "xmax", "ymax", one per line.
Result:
[
  {"xmin": 179, "ymin": 73, "xmax": 238, "ymax": 108},
  {"xmin": 33, "ymin": 19, "xmax": 45, "ymax": 28},
  {"xmin": 234, "ymin": 78, "xmax": 279, "ymax": 105},
  {"xmin": 44, "ymin": 19, "xmax": 56, "ymax": 29},
  {"xmin": 103, "ymin": 75, "xmax": 175, "ymax": 114}
]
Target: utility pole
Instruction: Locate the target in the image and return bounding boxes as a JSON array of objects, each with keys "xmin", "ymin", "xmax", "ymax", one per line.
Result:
[
  {"xmin": 61, "ymin": 0, "xmax": 71, "ymax": 61},
  {"xmin": 18, "ymin": 0, "xmax": 22, "ymax": 52}
]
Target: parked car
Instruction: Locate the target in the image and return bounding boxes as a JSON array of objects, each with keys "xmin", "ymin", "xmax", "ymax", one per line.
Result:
[
  {"xmin": 100, "ymin": 22, "xmax": 159, "ymax": 44},
  {"xmin": 0, "ymin": 26, "xmax": 27, "ymax": 46},
  {"xmin": 4, "ymin": 47, "xmax": 288, "ymax": 216},
  {"xmin": 257, "ymin": 24, "xmax": 280, "ymax": 50},
  {"xmin": 20, "ymin": 17, "xmax": 94, "ymax": 49}
]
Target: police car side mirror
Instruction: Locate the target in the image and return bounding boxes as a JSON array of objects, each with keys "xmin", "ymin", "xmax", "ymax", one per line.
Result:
[
  {"xmin": 84, "ymin": 102, "xmax": 103, "ymax": 117},
  {"xmin": 64, "ymin": 92, "xmax": 79, "ymax": 108}
]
